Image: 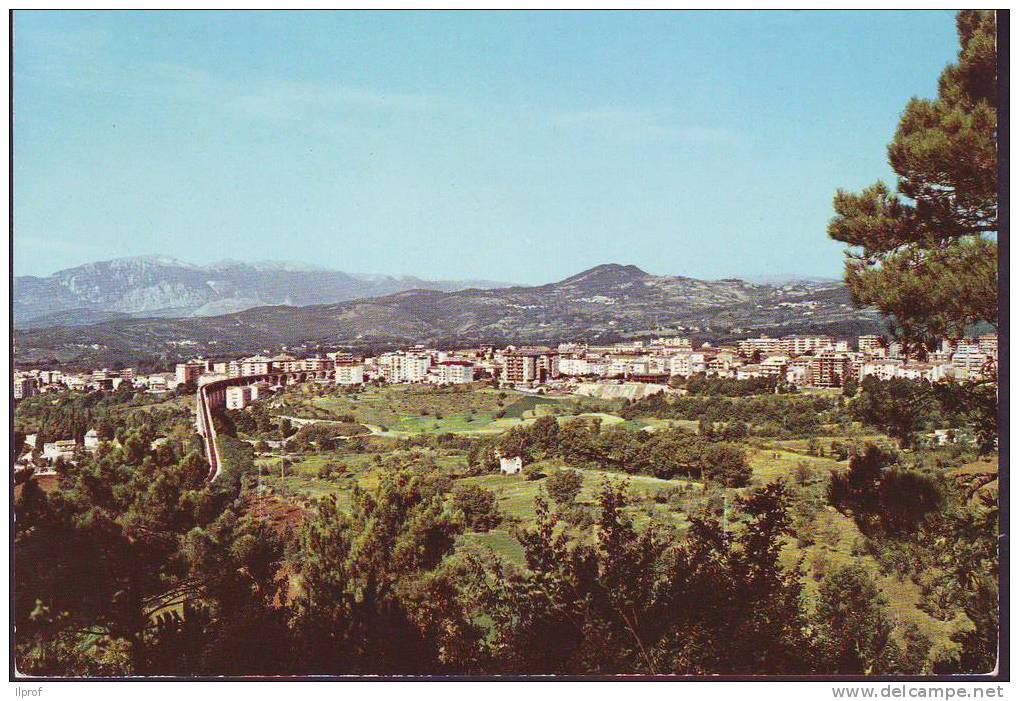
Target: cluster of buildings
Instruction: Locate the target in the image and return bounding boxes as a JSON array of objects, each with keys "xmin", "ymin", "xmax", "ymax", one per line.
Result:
[
  {"xmin": 14, "ymin": 367, "xmax": 147, "ymax": 399},
  {"xmin": 15, "ymin": 428, "xmax": 108, "ymax": 473},
  {"xmin": 499, "ymin": 333, "xmax": 997, "ymax": 390},
  {"xmin": 11, "ymin": 363, "xmax": 263, "ymax": 399},
  {"xmin": 14, "ymin": 332, "xmax": 999, "ymax": 411}
]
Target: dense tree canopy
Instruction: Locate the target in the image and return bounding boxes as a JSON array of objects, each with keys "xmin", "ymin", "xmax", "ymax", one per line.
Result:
[{"xmin": 828, "ymin": 10, "xmax": 998, "ymax": 350}]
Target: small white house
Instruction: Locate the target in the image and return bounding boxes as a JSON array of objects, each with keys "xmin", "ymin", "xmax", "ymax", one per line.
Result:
[
  {"xmin": 42, "ymin": 440, "xmax": 76, "ymax": 463},
  {"xmin": 499, "ymin": 455, "xmax": 523, "ymax": 475},
  {"xmin": 84, "ymin": 429, "xmax": 101, "ymax": 452}
]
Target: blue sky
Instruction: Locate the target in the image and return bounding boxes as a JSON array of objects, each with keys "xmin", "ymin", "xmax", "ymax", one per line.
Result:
[{"xmin": 14, "ymin": 10, "xmax": 959, "ymax": 283}]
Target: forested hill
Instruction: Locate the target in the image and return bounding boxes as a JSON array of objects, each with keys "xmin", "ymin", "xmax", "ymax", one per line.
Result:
[{"xmin": 14, "ymin": 263, "xmax": 881, "ymax": 367}]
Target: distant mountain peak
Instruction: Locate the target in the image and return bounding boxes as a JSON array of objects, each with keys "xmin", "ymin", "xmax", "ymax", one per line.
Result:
[
  {"xmin": 13, "ymin": 260, "xmax": 880, "ymax": 366},
  {"xmin": 93, "ymin": 254, "xmax": 198, "ymax": 269},
  {"xmin": 14, "ymin": 255, "xmax": 514, "ymax": 328},
  {"xmin": 248, "ymin": 260, "xmax": 332, "ymax": 273},
  {"xmin": 558, "ymin": 264, "xmax": 651, "ymax": 286}
]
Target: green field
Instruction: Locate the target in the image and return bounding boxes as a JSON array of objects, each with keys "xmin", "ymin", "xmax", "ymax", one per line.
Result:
[
  {"xmin": 214, "ymin": 381, "xmax": 998, "ymax": 669},
  {"xmin": 16, "ymin": 378, "xmax": 994, "ymax": 673},
  {"xmin": 271, "ymin": 383, "xmax": 616, "ymax": 435}
]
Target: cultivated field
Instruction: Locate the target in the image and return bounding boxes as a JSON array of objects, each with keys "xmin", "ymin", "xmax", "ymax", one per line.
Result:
[{"xmin": 270, "ymin": 383, "xmax": 619, "ymax": 434}]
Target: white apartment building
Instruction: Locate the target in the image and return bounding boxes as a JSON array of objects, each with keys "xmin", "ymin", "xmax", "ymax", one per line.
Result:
[
  {"xmin": 42, "ymin": 440, "xmax": 77, "ymax": 462},
  {"xmin": 738, "ymin": 337, "xmax": 784, "ymax": 356},
  {"xmin": 786, "ymin": 365, "xmax": 811, "ymax": 386},
  {"xmin": 379, "ymin": 353, "xmax": 431, "ymax": 383},
  {"xmin": 239, "ymin": 356, "xmax": 273, "ymax": 377},
  {"xmin": 609, "ymin": 357, "xmax": 651, "ymax": 376},
  {"xmin": 782, "ymin": 335, "xmax": 835, "ymax": 356},
  {"xmin": 858, "ymin": 335, "xmax": 884, "ymax": 354},
  {"xmin": 647, "ymin": 356, "xmax": 671, "ymax": 374},
  {"xmin": 38, "ymin": 370, "xmax": 63, "ymax": 384},
  {"xmin": 952, "ymin": 345, "xmax": 989, "ymax": 381},
  {"xmin": 652, "ymin": 337, "xmax": 693, "ymax": 350},
  {"xmin": 429, "ymin": 361, "xmax": 474, "ymax": 385},
  {"xmin": 84, "ymin": 429, "xmax": 101, "ymax": 452},
  {"xmin": 64, "ymin": 375, "xmax": 88, "ymax": 391},
  {"xmin": 708, "ymin": 352, "xmax": 740, "ymax": 377},
  {"xmin": 225, "ymin": 385, "xmax": 254, "ymax": 410},
  {"xmin": 760, "ymin": 355, "xmax": 789, "ymax": 377},
  {"xmin": 298, "ymin": 357, "xmax": 334, "ymax": 372},
  {"xmin": 978, "ymin": 333, "xmax": 998, "ymax": 360},
  {"xmin": 736, "ymin": 364, "xmax": 765, "ymax": 380},
  {"xmin": 557, "ymin": 357, "xmax": 590, "ymax": 376},
  {"xmin": 335, "ymin": 363, "xmax": 366, "ymax": 386},
  {"xmin": 557, "ymin": 343, "xmax": 587, "ymax": 354},
  {"xmin": 860, "ymin": 359, "xmax": 905, "ymax": 381},
  {"xmin": 895, "ymin": 365, "xmax": 927, "ymax": 381},
  {"xmin": 669, "ymin": 353, "xmax": 708, "ymax": 378}
]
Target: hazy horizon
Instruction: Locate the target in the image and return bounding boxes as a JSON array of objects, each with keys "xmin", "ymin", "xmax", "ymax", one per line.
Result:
[
  {"xmin": 14, "ymin": 10, "xmax": 959, "ymax": 282},
  {"xmin": 15, "ymin": 252, "xmax": 845, "ymax": 285}
]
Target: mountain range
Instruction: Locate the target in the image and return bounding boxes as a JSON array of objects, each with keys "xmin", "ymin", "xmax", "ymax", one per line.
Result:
[
  {"xmin": 13, "ymin": 262, "xmax": 882, "ymax": 368},
  {"xmin": 14, "ymin": 256, "xmax": 509, "ymax": 328}
]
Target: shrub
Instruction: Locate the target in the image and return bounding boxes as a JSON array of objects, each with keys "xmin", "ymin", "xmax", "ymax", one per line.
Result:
[
  {"xmin": 544, "ymin": 469, "xmax": 584, "ymax": 506},
  {"xmin": 450, "ymin": 483, "xmax": 502, "ymax": 532},
  {"xmin": 702, "ymin": 444, "xmax": 751, "ymax": 488}
]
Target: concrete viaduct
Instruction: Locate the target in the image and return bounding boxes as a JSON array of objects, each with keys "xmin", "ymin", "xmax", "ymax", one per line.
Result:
[{"xmin": 195, "ymin": 369, "xmax": 333, "ymax": 481}]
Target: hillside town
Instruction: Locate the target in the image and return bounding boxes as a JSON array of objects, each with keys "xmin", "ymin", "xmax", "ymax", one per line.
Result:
[
  {"xmin": 13, "ymin": 330, "xmax": 999, "ymax": 478},
  {"xmin": 15, "ymin": 331, "xmax": 999, "ymax": 408},
  {"xmin": 12, "ymin": 8, "xmax": 1002, "ymax": 680}
]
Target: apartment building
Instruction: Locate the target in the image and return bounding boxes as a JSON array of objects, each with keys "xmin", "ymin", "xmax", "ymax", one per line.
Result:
[
  {"xmin": 782, "ymin": 335, "xmax": 835, "ymax": 356},
  {"xmin": 668, "ymin": 352, "xmax": 708, "ymax": 378},
  {"xmin": 708, "ymin": 351, "xmax": 740, "ymax": 377},
  {"xmin": 502, "ymin": 352, "xmax": 539, "ymax": 384},
  {"xmin": 225, "ymin": 385, "xmax": 254, "ymax": 410},
  {"xmin": 239, "ymin": 356, "xmax": 273, "ymax": 377},
  {"xmin": 810, "ymin": 350, "xmax": 850, "ymax": 388},
  {"xmin": 760, "ymin": 355, "xmax": 789, "ymax": 378},
  {"xmin": 42, "ymin": 440, "xmax": 77, "ymax": 462},
  {"xmin": 978, "ymin": 333, "xmax": 998, "ymax": 359},
  {"xmin": 557, "ymin": 356, "xmax": 589, "ymax": 376},
  {"xmin": 14, "ymin": 374, "xmax": 38, "ymax": 400},
  {"xmin": 952, "ymin": 344, "xmax": 989, "ymax": 381},
  {"xmin": 299, "ymin": 356, "xmax": 335, "ymax": 372},
  {"xmin": 429, "ymin": 361, "xmax": 475, "ymax": 385},
  {"xmin": 785, "ymin": 364, "xmax": 811, "ymax": 386},
  {"xmin": 84, "ymin": 429, "xmax": 101, "ymax": 452},
  {"xmin": 38, "ymin": 369, "xmax": 63, "ymax": 385},
  {"xmin": 175, "ymin": 361, "xmax": 206, "ymax": 385},
  {"xmin": 736, "ymin": 364, "xmax": 765, "ymax": 380},
  {"xmin": 651, "ymin": 337, "xmax": 693, "ymax": 350},
  {"xmin": 858, "ymin": 335, "xmax": 884, "ymax": 354},
  {"xmin": 609, "ymin": 356, "xmax": 651, "ymax": 377},
  {"xmin": 335, "ymin": 362, "xmax": 366, "ymax": 386},
  {"xmin": 379, "ymin": 353, "xmax": 431, "ymax": 383},
  {"xmin": 738, "ymin": 337, "xmax": 784, "ymax": 357}
]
